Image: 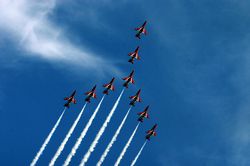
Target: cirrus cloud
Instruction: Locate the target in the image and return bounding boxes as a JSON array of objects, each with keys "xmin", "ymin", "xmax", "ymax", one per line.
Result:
[{"xmin": 0, "ymin": 0, "xmax": 120, "ymax": 76}]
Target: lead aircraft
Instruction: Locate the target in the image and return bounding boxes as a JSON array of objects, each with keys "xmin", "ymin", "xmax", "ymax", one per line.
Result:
[{"xmin": 135, "ymin": 21, "xmax": 147, "ymax": 39}]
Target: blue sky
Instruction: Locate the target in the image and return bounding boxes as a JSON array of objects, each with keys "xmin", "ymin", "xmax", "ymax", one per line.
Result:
[{"xmin": 1, "ymin": 0, "xmax": 250, "ymax": 165}]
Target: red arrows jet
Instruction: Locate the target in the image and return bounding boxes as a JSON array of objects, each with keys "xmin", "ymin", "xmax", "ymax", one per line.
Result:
[
  {"xmin": 123, "ymin": 70, "xmax": 135, "ymax": 88},
  {"xmin": 128, "ymin": 46, "xmax": 140, "ymax": 64},
  {"xmin": 146, "ymin": 124, "xmax": 157, "ymax": 140},
  {"xmin": 103, "ymin": 77, "xmax": 115, "ymax": 95},
  {"xmin": 135, "ymin": 21, "xmax": 147, "ymax": 39},
  {"xmin": 85, "ymin": 85, "xmax": 97, "ymax": 103},
  {"xmin": 64, "ymin": 90, "xmax": 77, "ymax": 108},
  {"xmin": 129, "ymin": 89, "xmax": 142, "ymax": 106},
  {"xmin": 137, "ymin": 105, "xmax": 149, "ymax": 122}
]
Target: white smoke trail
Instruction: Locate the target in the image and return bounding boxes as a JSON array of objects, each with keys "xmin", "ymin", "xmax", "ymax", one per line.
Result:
[
  {"xmin": 63, "ymin": 95, "xmax": 105, "ymax": 166},
  {"xmin": 49, "ymin": 103, "xmax": 87, "ymax": 166},
  {"xmin": 30, "ymin": 108, "xmax": 66, "ymax": 166},
  {"xmin": 130, "ymin": 140, "xmax": 147, "ymax": 166},
  {"xmin": 80, "ymin": 89, "xmax": 125, "ymax": 166},
  {"xmin": 114, "ymin": 122, "xmax": 140, "ymax": 166},
  {"xmin": 96, "ymin": 107, "xmax": 132, "ymax": 166}
]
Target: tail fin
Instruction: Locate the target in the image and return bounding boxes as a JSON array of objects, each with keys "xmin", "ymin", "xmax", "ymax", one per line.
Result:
[
  {"xmin": 103, "ymin": 89, "xmax": 109, "ymax": 95},
  {"xmin": 85, "ymin": 97, "xmax": 91, "ymax": 103},
  {"xmin": 135, "ymin": 33, "xmax": 141, "ymax": 39},
  {"xmin": 64, "ymin": 103, "xmax": 70, "ymax": 108},
  {"xmin": 128, "ymin": 58, "xmax": 134, "ymax": 64},
  {"xmin": 129, "ymin": 101, "xmax": 135, "ymax": 106},
  {"xmin": 123, "ymin": 82, "xmax": 129, "ymax": 88},
  {"xmin": 138, "ymin": 117, "xmax": 143, "ymax": 122}
]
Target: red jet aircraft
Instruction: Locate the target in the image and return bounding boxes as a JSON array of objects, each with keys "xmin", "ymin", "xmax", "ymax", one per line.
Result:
[
  {"xmin": 85, "ymin": 85, "xmax": 97, "ymax": 103},
  {"xmin": 129, "ymin": 89, "xmax": 142, "ymax": 106},
  {"xmin": 137, "ymin": 105, "xmax": 149, "ymax": 122},
  {"xmin": 135, "ymin": 21, "xmax": 147, "ymax": 39},
  {"xmin": 128, "ymin": 46, "xmax": 140, "ymax": 64},
  {"xmin": 64, "ymin": 90, "xmax": 77, "ymax": 108},
  {"xmin": 123, "ymin": 70, "xmax": 135, "ymax": 88},
  {"xmin": 146, "ymin": 124, "xmax": 157, "ymax": 140},
  {"xmin": 103, "ymin": 77, "xmax": 115, "ymax": 95}
]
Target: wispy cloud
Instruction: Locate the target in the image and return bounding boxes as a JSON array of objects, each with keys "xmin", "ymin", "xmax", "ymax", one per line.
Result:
[{"xmin": 0, "ymin": 0, "xmax": 120, "ymax": 75}]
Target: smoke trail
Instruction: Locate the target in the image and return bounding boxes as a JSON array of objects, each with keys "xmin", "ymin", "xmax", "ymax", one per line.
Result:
[
  {"xmin": 30, "ymin": 108, "xmax": 66, "ymax": 166},
  {"xmin": 114, "ymin": 122, "xmax": 140, "ymax": 166},
  {"xmin": 96, "ymin": 107, "xmax": 132, "ymax": 166},
  {"xmin": 49, "ymin": 103, "xmax": 87, "ymax": 166},
  {"xmin": 63, "ymin": 95, "xmax": 105, "ymax": 166},
  {"xmin": 80, "ymin": 89, "xmax": 125, "ymax": 166},
  {"xmin": 130, "ymin": 140, "xmax": 147, "ymax": 166}
]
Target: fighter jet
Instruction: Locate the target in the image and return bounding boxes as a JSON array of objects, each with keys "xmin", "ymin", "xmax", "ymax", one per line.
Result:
[
  {"xmin": 64, "ymin": 90, "xmax": 77, "ymax": 108},
  {"xmin": 129, "ymin": 89, "xmax": 142, "ymax": 106},
  {"xmin": 128, "ymin": 46, "xmax": 140, "ymax": 64},
  {"xmin": 137, "ymin": 105, "xmax": 149, "ymax": 122},
  {"xmin": 146, "ymin": 124, "xmax": 157, "ymax": 140},
  {"xmin": 123, "ymin": 70, "xmax": 135, "ymax": 88},
  {"xmin": 85, "ymin": 85, "xmax": 97, "ymax": 103},
  {"xmin": 103, "ymin": 77, "xmax": 115, "ymax": 95},
  {"xmin": 135, "ymin": 21, "xmax": 147, "ymax": 39}
]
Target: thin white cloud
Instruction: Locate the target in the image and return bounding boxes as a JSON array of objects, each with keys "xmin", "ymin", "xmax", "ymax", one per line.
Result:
[{"xmin": 0, "ymin": 0, "xmax": 120, "ymax": 75}]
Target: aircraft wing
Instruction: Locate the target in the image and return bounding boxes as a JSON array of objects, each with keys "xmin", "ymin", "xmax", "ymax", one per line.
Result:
[
  {"xmin": 64, "ymin": 97, "xmax": 70, "ymax": 100},
  {"xmin": 129, "ymin": 95, "xmax": 136, "ymax": 100},
  {"xmin": 110, "ymin": 85, "xmax": 115, "ymax": 90},
  {"xmin": 130, "ymin": 95, "xmax": 141, "ymax": 102},
  {"xmin": 85, "ymin": 92, "xmax": 96, "ymax": 98},
  {"xmin": 85, "ymin": 91, "xmax": 92, "ymax": 96},
  {"xmin": 103, "ymin": 83, "xmax": 109, "ymax": 88},
  {"xmin": 137, "ymin": 111, "xmax": 144, "ymax": 116},
  {"xmin": 135, "ymin": 54, "xmax": 140, "ymax": 60},
  {"xmin": 129, "ymin": 52, "xmax": 140, "ymax": 60},
  {"xmin": 123, "ymin": 77, "xmax": 135, "ymax": 84},
  {"xmin": 122, "ymin": 76, "xmax": 130, "ymax": 81},
  {"xmin": 135, "ymin": 27, "xmax": 142, "ymax": 31},
  {"xmin": 103, "ymin": 84, "xmax": 115, "ymax": 90},
  {"xmin": 128, "ymin": 52, "xmax": 135, "ymax": 57},
  {"xmin": 131, "ymin": 78, "xmax": 135, "ymax": 84},
  {"xmin": 137, "ymin": 97, "xmax": 142, "ymax": 102},
  {"xmin": 138, "ymin": 111, "xmax": 148, "ymax": 117}
]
